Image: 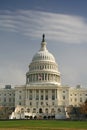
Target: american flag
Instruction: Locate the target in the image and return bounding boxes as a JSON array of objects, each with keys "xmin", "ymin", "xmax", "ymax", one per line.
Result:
[{"xmin": 38, "ymin": 74, "xmax": 42, "ymax": 80}]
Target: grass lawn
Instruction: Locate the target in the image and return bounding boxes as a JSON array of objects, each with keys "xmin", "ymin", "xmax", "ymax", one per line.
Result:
[{"xmin": 0, "ymin": 120, "xmax": 87, "ymax": 130}]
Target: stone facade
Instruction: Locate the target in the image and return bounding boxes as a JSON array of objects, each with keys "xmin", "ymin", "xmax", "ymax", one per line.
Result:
[
  {"xmin": 69, "ymin": 85, "xmax": 87, "ymax": 107},
  {"xmin": 0, "ymin": 85, "xmax": 15, "ymax": 107},
  {"xmin": 0, "ymin": 85, "xmax": 15, "ymax": 119},
  {"xmin": 0, "ymin": 35, "xmax": 87, "ymax": 119}
]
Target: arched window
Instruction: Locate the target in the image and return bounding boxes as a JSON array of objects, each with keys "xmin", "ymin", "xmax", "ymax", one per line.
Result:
[
  {"xmin": 27, "ymin": 108, "xmax": 30, "ymax": 113},
  {"xmin": 45, "ymin": 108, "xmax": 48, "ymax": 113},
  {"xmin": 51, "ymin": 108, "xmax": 55, "ymax": 114},
  {"xmin": 33, "ymin": 108, "xmax": 36, "ymax": 113},
  {"xmin": 21, "ymin": 108, "xmax": 24, "ymax": 112},
  {"xmin": 58, "ymin": 108, "xmax": 61, "ymax": 113},
  {"xmin": 39, "ymin": 108, "xmax": 43, "ymax": 113}
]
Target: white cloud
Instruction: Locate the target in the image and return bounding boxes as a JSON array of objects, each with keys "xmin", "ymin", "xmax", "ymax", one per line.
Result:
[{"xmin": 0, "ymin": 10, "xmax": 87, "ymax": 44}]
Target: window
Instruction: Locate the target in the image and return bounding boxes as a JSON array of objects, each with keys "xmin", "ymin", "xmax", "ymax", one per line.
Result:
[
  {"xmin": 51, "ymin": 108, "xmax": 55, "ymax": 113},
  {"xmin": 75, "ymin": 98, "xmax": 77, "ymax": 102},
  {"xmin": 52, "ymin": 95, "xmax": 55, "ymax": 100},
  {"xmin": 19, "ymin": 102, "xmax": 21, "ymax": 105},
  {"xmin": 36, "ymin": 90, "xmax": 39, "ymax": 93},
  {"xmin": 80, "ymin": 98, "xmax": 82, "ymax": 102},
  {"xmin": 39, "ymin": 108, "xmax": 43, "ymax": 113},
  {"xmin": 30, "ymin": 90, "xmax": 32, "ymax": 93},
  {"xmin": 30, "ymin": 102, "xmax": 32, "ymax": 106},
  {"xmin": 36, "ymin": 95, "xmax": 39, "ymax": 100},
  {"xmin": 46, "ymin": 102, "xmax": 48, "ymax": 106},
  {"xmin": 29, "ymin": 95, "xmax": 32, "ymax": 100},
  {"xmin": 45, "ymin": 90, "xmax": 48, "ymax": 93},
  {"xmin": 45, "ymin": 95, "xmax": 48, "ymax": 100},
  {"xmin": 41, "ymin": 90, "xmax": 43, "ymax": 93},
  {"xmin": 52, "ymin": 102, "xmax": 54, "ymax": 105},
  {"xmin": 41, "ymin": 95, "xmax": 43, "ymax": 100},
  {"xmin": 63, "ymin": 96, "xmax": 65, "ymax": 100},
  {"xmin": 52, "ymin": 90, "xmax": 55, "ymax": 93},
  {"xmin": 45, "ymin": 108, "xmax": 48, "ymax": 113},
  {"xmin": 4, "ymin": 98, "xmax": 6, "ymax": 102},
  {"xmin": 9, "ymin": 98, "xmax": 11, "ymax": 102},
  {"xmin": 58, "ymin": 108, "xmax": 61, "ymax": 112},
  {"xmin": 19, "ymin": 95, "xmax": 21, "ymax": 99},
  {"xmin": 33, "ymin": 108, "xmax": 36, "ymax": 113},
  {"xmin": 21, "ymin": 108, "xmax": 24, "ymax": 112},
  {"xmin": 27, "ymin": 108, "xmax": 30, "ymax": 113},
  {"xmin": 41, "ymin": 102, "xmax": 43, "ymax": 105}
]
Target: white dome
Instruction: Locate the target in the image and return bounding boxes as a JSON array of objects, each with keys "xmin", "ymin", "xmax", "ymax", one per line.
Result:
[
  {"xmin": 32, "ymin": 50, "xmax": 56, "ymax": 62},
  {"xmin": 32, "ymin": 34, "xmax": 55, "ymax": 63},
  {"xmin": 26, "ymin": 34, "xmax": 61, "ymax": 86}
]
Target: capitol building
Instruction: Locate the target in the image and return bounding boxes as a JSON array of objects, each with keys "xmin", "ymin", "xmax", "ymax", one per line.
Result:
[{"xmin": 0, "ymin": 34, "xmax": 87, "ymax": 119}]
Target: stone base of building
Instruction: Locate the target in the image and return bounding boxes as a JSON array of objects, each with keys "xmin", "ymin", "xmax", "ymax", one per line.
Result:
[{"xmin": 9, "ymin": 105, "xmax": 66, "ymax": 119}]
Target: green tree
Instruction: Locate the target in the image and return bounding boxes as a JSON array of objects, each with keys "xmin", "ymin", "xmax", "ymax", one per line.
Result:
[{"xmin": 80, "ymin": 99, "xmax": 87, "ymax": 118}]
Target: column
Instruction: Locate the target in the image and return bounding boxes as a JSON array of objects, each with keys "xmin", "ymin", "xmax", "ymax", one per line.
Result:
[
  {"xmin": 27, "ymin": 89, "xmax": 28, "ymax": 99},
  {"xmin": 48, "ymin": 74, "xmax": 49, "ymax": 81},
  {"xmin": 36, "ymin": 74, "xmax": 37, "ymax": 81},
  {"xmin": 33, "ymin": 90, "xmax": 35, "ymax": 107},
  {"xmin": 51, "ymin": 74, "xmax": 53, "ymax": 81},
  {"xmin": 44, "ymin": 90, "xmax": 45, "ymax": 106},
  {"xmin": 35, "ymin": 90, "xmax": 36, "ymax": 100},
  {"xmin": 49, "ymin": 74, "xmax": 51, "ymax": 81},
  {"xmin": 44, "ymin": 74, "xmax": 45, "ymax": 81},
  {"xmin": 32, "ymin": 90, "xmax": 34, "ymax": 99},
  {"xmin": 56, "ymin": 89, "xmax": 57, "ymax": 99},
  {"xmin": 45, "ymin": 73, "xmax": 47, "ymax": 81},
  {"xmin": 39, "ymin": 90, "xmax": 40, "ymax": 106},
  {"xmin": 47, "ymin": 73, "xmax": 48, "ymax": 81}
]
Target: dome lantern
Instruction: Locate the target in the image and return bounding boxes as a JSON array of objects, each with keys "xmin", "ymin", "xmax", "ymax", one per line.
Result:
[
  {"xmin": 42, "ymin": 34, "xmax": 45, "ymax": 42},
  {"xmin": 40, "ymin": 34, "xmax": 47, "ymax": 51}
]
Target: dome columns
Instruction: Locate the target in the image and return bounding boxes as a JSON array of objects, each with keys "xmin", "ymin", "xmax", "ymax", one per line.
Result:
[
  {"xmin": 40, "ymin": 34, "xmax": 47, "ymax": 51},
  {"xmin": 26, "ymin": 73, "xmax": 61, "ymax": 85}
]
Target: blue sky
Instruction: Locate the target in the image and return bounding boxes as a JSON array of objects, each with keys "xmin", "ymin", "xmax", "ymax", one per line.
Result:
[{"xmin": 0, "ymin": 0, "xmax": 87, "ymax": 87}]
